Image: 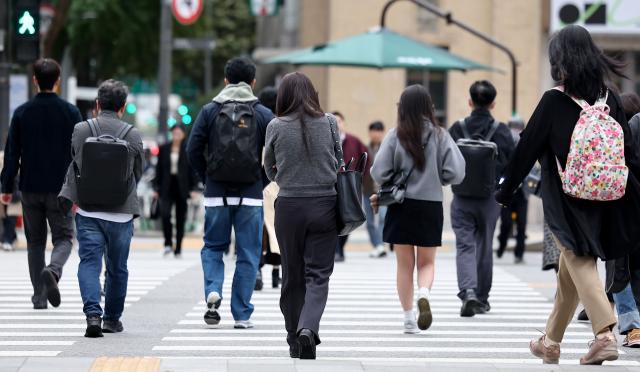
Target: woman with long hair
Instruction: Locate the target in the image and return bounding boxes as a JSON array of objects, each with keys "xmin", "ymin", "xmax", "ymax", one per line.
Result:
[
  {"xmin": 371, "ymin": 84, "xmax": 465, "ymax": 333},
  {"xmin": 153, "ymin": 124, "xmax": 197, "ymax": 257},
  {"xmin": 496, "ymin": 25, "xmax": 640, "ymax": 365},
  {"xmin": 264, "ymin": 72, "xmax": 339, "ymax": 360}
]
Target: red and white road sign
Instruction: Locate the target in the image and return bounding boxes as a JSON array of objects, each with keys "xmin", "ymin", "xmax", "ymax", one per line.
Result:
[{"xmin": 172, "ymin": 0, "xmax": 203, "ymax": 25}]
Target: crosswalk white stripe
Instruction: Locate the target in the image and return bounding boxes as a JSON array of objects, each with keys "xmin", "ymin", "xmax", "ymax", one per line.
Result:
[
  {"xmin": 155, "ymin": 356, "xmax": 640, "ymax": 366},
  {"xmin": 0, "ymin": 296, "xmax": 141, "ymax": 302},
  {"xmin": 0, "ymin": 351, "xmax": 61, "ymax": 357},
  {"xmin": 191, "ymin": 306, "xmax": 553, "ymax": 314},
  {"xmin": 0, "ymin": 324, "xmax": 85, "ymax": 329},
  {"xmin": 0, "ymin": 290, "xmax": 149, "ymax": 295},
  {"xmin": 183, "ymin": 312, "xmax": 553, "ymax": 320},
  {"xmin": 0, "ymin": 340, "xmax": 75, "ymax": 346},
  {"xmin": 0, "ymin": 332, "xmax": 83, "ymax": 337},
  {"xmin": 0, "ymin": 315, "xmax": 86, "ymax": 320},
  {"xmin": 215, "ymin": 294, "xmax": 550, "ymax": 301},
  {"xmin": 152, "ymin": 345, "xmax": 613, "ymax": 354},
  {"xmin": 241, "ymin": 301, "xmax": 555, "ymax": 308},
  {"xmin": 167, "ymin": 329, "xmax": 594, "ymax": 336},
  {"xmin": 176, "ymin": 319, "xmax": 587, "ymax": 328},
  {"xmin": 0, "ymin": 303, "xmax": 131, "ymax": 309},
  {"xmin": 161, "ymin": 336, "xmax": 593, "ymax": 344}
]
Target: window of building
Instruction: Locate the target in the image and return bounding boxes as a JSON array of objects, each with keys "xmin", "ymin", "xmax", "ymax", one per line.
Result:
[{"xmin": 406, "ymin": 69, "xmax": 448, "ymax": 125}]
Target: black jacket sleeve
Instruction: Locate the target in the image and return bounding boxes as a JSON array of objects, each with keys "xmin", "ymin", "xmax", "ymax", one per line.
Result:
[
  {"xmin": 1, "ymin": 112, "xmax": 21, "ymax": 194},
  {"xmin": 187, "ymin": 106, "xmax": 213, "ymax": 183},
  {"xmin": 496, "ymin": 92, "xmax": 553, "ymax": 204}
]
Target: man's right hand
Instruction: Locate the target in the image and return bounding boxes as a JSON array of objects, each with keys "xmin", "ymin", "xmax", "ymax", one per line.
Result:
[{"xmin": 0, "ymin": 193, "xmax": 12, "ymax": 205}]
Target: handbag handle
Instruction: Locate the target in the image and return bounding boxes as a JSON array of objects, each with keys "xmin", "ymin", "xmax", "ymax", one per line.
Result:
[
  {"xmin": 326, "ymin": 114, "xmax": 346, "ymax": 171},
  {"xmin": 354, "ymin": 152, "xmax": 368, "ymax": 174}
]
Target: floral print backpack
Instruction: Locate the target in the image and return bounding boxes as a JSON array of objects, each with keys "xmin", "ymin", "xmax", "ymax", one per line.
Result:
[{"xmin": 553, "ymin": 86, "xmax": 628, "ymax": 201}]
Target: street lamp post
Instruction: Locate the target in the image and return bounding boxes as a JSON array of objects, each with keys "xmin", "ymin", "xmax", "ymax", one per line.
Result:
[
  {"xmin": 157, "ymin": 0, "xmax": 173, "ymax": 143},
  {"xmin": 380, "ymin": 0, "xmax": 519, "ymax": 117}
]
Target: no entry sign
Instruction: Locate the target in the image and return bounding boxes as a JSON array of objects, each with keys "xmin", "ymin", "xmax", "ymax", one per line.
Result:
[{"xmin": 172, "ymin": 0, "xmax": 203, "ymax": 25}]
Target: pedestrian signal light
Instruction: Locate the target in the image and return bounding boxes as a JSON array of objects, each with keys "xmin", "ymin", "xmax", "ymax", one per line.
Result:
[
  {"xmin": 182, "ymin": 114, "xmax": 192, "ymax": 125},
  {"xmin": 17, "ymin": 11, "xmax": 36, "ymax": 35},
  {"xmin": 12, "ymin": 0, "xmax": 41, "ymax": 64},
  {"xmin": 177, "ymin": 104, "xmax": 189, "ymax": 116},
  {"xmin": 167, "ymin": 117, "xmax": 177, "ymax": 127},
  {"xmin": 125, "ymin": 103, "xmax": 137, "ymax": 115}
]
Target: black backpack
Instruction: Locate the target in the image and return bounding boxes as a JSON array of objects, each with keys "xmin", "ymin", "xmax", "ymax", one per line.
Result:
[
  {"xmin": 206, "ymin": 101, "xmax": 261, "ymax": 185},
  {"xmin": 75, "ymin": 118, "xmax": 134, "ymax": 207},
  {"xmin": 451, "ymin": 119, "xmax": 499, "ymax": 199}
]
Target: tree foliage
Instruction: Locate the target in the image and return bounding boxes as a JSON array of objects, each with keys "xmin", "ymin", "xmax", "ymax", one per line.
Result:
[{"xmin": 52, "ymin": 0, "xmax": 255, "ymax": 94}]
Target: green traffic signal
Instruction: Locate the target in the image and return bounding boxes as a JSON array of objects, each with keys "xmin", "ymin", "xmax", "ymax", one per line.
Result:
[
  {"xmin": 125, "ymin": 102, "xmax": 137, "ymax": 115},
  {"xmin": 182, "ymin": 114, "xmax": 192, "ymax": 125},
  {"xmin": 18, "ymin": 10, "xmax": 36, "ymax": 35},
  {"xmin": 177, "ymin": 104, "xmax": 189, "ymax": 116}
]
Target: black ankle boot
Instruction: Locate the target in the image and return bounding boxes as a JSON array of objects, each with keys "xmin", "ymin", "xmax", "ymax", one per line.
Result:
[{"xmin": 85, "ymin": 316, "xmax": 103, "ymax": 338}]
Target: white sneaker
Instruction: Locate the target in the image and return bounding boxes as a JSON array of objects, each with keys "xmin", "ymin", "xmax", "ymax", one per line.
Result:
[
  {"xmin": 163, "ymin": 246, "xmax": 172, "ymax": 256},
  {"xmin": 204, "ymin": 292, "xmax": 222, "ymax": 325},
  {"xmin": 369, "ymin": 245, "xmax": 387, "ymax": 258},
  {"xmin": 403, "ymin": 318, "xmax": 420, "ymax": 334},
  {"xmin": 2, "ymin": 243, "xmax": 13, "ymax": 252},
  {"xmin": 234, "ymin": 320, "xmax": 254, "ymax": 329}
]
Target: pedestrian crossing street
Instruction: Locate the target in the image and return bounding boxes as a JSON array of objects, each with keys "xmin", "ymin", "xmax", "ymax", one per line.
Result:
[
  {"xmin": 0, "ymin": 252, "xmax": 193, "ymax": 357},
  {"xmin": 154, "ymin": 253, "xmax": 640, "ymax": 366}
]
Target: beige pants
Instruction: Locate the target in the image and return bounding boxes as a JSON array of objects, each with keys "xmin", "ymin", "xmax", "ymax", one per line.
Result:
[{"xmin": 545, "ymin": 236, "xmax": 617, "ymax": 342}]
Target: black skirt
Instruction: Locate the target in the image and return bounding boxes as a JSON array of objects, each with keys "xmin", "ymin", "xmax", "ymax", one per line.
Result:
[{"xmin": 383, "ymin": 198, "xmax": 443, "ymax": 247}]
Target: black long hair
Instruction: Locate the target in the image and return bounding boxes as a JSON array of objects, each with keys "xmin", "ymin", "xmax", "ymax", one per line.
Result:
[
  {"xmin": 549, "ymin": 25, "xmax": 626, "ymax": 103},
  {"xmin": 275, "ymin": 72, "xmax": 324, "ymax": 151},
  {"xmin": 396, "ymin": 84, "xmax": 442, "ymax": 171}
]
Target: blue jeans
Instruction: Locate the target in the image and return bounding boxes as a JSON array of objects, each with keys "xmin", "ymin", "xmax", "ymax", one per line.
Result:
[
  {"xmin": 363, "ymin": 195, "xmax": 386, "ymax": 248},
  {"xmin": 201, "ymin": 205, "xmax": 263, "ymax": 321},
  {"xmin": 613, "ymin": 283, "xmax": 640, "ymax": 334},
  {"xmin": 76, "ymin": 215, "xmax": 133, "ymax": 320}
]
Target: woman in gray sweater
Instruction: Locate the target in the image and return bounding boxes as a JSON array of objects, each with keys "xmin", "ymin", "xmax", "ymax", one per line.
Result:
[
  {"xmin": 264, "ymin": 72, "xmax": 338, "ymax": 360},
  {"xmin": 371, "ymin": 84, "xmax": 465, "ymax": 334}
]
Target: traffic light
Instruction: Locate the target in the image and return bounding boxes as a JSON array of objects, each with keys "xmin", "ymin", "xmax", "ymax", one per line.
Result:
[{"xmin": 12, "ymin": 0, "xmax": 40, "ymax": 64}]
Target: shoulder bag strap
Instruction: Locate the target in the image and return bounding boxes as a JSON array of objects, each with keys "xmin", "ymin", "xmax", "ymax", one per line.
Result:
[
  {"xmin": 87, "ymin": 118, "xmax": 100, "ymax": 137},
  {"xmin": 326, "ymin": 114, "xmax": 346, "ymax": 170},
  {"xmin": 485, "ymin": 119, "xmax": 500, "ymax": 141},
  {"xmin": 115, "ymin": 122, "xmax": 134, "ymax": 140},
  {"xmin": 460, "ymin": 119, "xmax": 472, "ymax": 139}
]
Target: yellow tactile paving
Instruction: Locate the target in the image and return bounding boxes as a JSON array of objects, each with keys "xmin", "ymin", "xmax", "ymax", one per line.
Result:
[{"xmin": 90, "ymin": 357, "xmax": 160, "ymax": 372}]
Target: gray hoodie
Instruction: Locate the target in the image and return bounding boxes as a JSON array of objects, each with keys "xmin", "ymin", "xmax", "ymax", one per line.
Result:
[{"xmin": 371, "ymin": 122, "xmax": 465, "ymax": 202}]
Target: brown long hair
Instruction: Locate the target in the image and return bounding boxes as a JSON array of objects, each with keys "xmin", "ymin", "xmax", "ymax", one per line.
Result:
[
  {"xmin": 396, "ymin": 84, "xmax": 441, "ymax": 171},
  {"xmin": 275, "ymin": 72, "xmax": 324, "ymax": 151}
]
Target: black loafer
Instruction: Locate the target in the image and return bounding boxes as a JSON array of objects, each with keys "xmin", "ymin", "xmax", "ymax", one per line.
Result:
[
  {"xmin": 289, "ymin": 343, "xmax": 300, "ymax": 358},
  {"xmin": 102, "ymin": 320, "xmax": 124, "ymax": 333},
  {"xmin": 298, "ymin": 329, "xmax": 316, "ymax": 360},
  {"xmin": 85, "ymin": 316, "xmax": 103, "ymax": 338},
  {"xmin": 41, "ymin": 268, "xmax": 61, "ymax": 308}
]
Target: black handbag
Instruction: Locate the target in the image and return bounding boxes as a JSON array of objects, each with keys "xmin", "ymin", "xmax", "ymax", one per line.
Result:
[
  {"xmin": 327, "ymin": 114, "xmax": 368, "ymax": 236},
  {"xmin": 149, "ymin": 197, "xmax": 161, "ymax": 220}
]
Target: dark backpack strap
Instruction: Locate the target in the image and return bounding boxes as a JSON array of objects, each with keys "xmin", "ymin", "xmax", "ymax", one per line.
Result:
[
  {"xmin": 485, "ymin": 120, "xmax": 500, "ymax": 141},
  {"xmin": 115, "ymin": 122, "xmax": 134, "ymax": 140},
  {"xmin": 459, "ymin": 119, "xmax": 471, "ymax": 139},
  {"xmin": 87, "ymin": 118, "xmax": 101, "ymax": 137}
]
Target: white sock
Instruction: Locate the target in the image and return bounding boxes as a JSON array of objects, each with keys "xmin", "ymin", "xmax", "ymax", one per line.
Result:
[
  {"xmin": 418, "ymin": 287, "xmax": 430, "ymax": 300},
  {"xmin": 404, "ymin": 310, "xmax": 414, "ymax": 321}
]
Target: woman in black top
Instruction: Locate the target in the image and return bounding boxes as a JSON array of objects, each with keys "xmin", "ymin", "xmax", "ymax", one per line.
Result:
[
  {"xmin": 496, "ymin": 25, "xmax": 640, "ymax": 365},
  {"xmin": 153, "ymin": 124, "xmax": 197, "ymax": 257}
]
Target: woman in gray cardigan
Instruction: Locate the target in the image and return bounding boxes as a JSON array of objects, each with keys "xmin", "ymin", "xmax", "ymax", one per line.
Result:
[
  {"xmin": 371, "ymin": 84, "xmax": 465, "ymax": 334},
  {"xmin": 263, "ymin": 72, "xmax": 339, "ymax": 360}
]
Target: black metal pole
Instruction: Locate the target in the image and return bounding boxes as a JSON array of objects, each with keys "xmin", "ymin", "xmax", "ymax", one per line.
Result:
[{"xmin": 381, "ymin": 0, "xmax": 518, "ymax": 116}]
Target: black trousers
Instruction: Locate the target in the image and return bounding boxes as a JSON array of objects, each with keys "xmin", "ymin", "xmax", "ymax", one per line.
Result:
[
  {"xmin": 497, "ymin": 191, "xmax": 528, "ymax": 258},
  {"xmin": 335, "ymin": 235, "xmax": 348, "ymax": 257},
  {"xmin": 275, "ymin": 196, "xmax": 337, "ymax": 346},
  {"xmin": 21, "ymin": 192, "xmax": 74, "ymax": 303},
  {"xmin": 161, "ymin": 176, "xmax": 188, "ymax": 254}
]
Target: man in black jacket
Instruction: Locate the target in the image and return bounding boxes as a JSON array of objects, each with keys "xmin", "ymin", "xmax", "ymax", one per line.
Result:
[
  {"xmin": 0, "ymin": 59, "xmax": 81, "ymax": 309},
  {"xmin": 449, "ymin": 80, "xmax": 515, "ymax": 317}
]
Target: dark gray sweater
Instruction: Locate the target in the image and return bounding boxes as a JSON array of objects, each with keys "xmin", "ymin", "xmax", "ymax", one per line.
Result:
[{"xmin": 264, "ymin": 114, "xmax": 339, "ymax": 197}]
